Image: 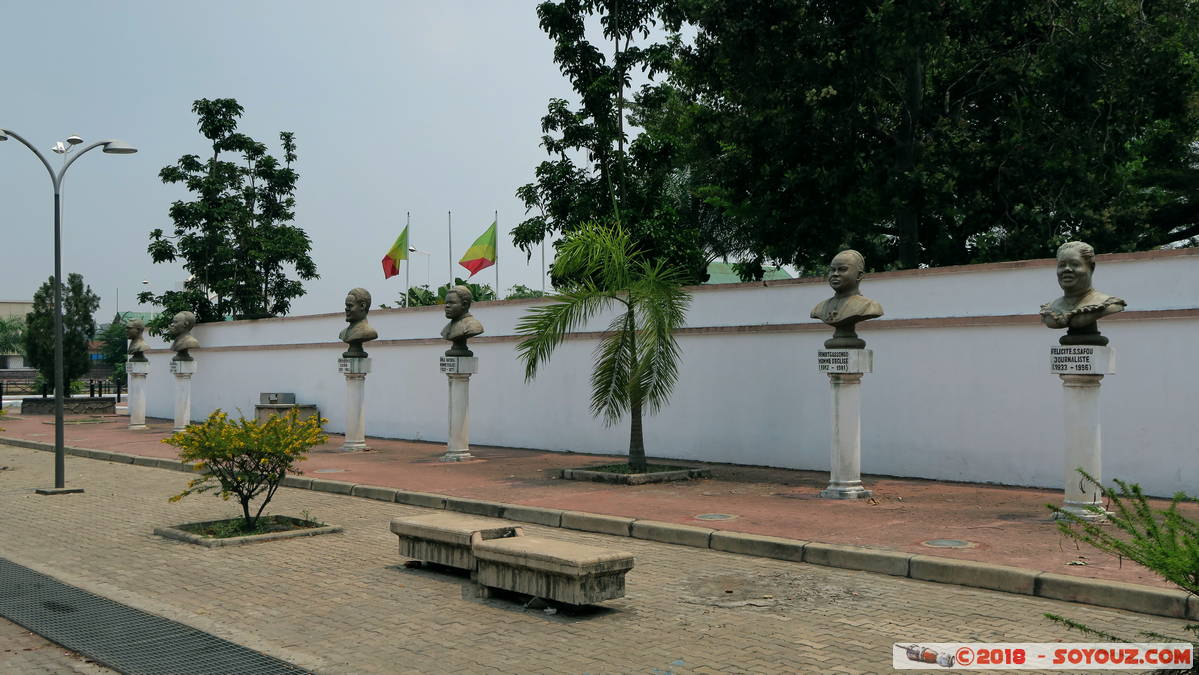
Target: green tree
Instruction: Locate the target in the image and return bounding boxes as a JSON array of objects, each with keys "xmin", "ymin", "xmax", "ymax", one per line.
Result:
[
  {"xmin": 140, "ymin": 98, "xmax": 319, "ymax": 332},
  {"xmin": 505, "ymin": 284, "xmax": 547, "ymax": 300},
  {"xmin": 24, "ymin": 273, "xmax": 100, "ymax": 392},
  {"xmin": 512, "ymin": 0, "xmax": 709, "ymax": 284},
  {"xmin": 516, "ymin": 223, "xmax": 690, "ymax": 472},
  {"xmin": 97, "ymin": 314, "xmax": 128, "ymax": 384},
  {"xmin": 0, "ymin": 316, "xmax": 25, "ymax": 356},
  {"xmin": 650, "ymin": 0, "xmax": 1199, "ymax": 274},
  {"xmin": 438, "ymin": 278, "xmax": 496, "ymax": 303}
]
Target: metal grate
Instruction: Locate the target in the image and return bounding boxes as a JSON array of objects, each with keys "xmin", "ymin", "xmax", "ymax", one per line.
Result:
[{"xmin": 0, "ymin": 558, "xmax": 308, "ymax": 674}]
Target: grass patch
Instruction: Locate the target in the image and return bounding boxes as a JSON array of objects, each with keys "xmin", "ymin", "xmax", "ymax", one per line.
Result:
[
  {"xmin": 581, "ymin": 463, "xmax": 692, "ymax": 475},
  {"xmin": 176, "ymin": 514, "xmax": 325, "ymax": 539}
]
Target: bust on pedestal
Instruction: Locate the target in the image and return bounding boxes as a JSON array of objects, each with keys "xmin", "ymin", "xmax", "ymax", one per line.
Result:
[
  {"xmin": 167, "ymin": 311, "xmax": 199, "ymax": 432},
  {"xmin": 339, "ymin": 287, "xmax": 377, "ymax": 451},
  {"xmin": 811, "ymin": 250, "xmax": 883, "ymax": 499},
  {"xmin": 126, "ymin": 319, "xmax": 150, "ymax": 430},
  {"xmin": 440, "ymin": 286, "xmax": 484, "ymax": 462},
  {"xmin": 1042, "ymin": 241, "xmax": 1124, "ymax": 521}
]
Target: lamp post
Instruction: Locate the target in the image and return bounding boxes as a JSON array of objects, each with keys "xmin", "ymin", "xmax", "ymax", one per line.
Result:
[{"xmin": 0, "ymin": 128, "xmax": 137, "ymax": 495}]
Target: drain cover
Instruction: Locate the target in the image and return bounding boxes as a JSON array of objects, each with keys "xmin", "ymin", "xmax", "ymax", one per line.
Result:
[
  {"xmin": 0, "ymin": 558, "xmax": 306, "ymax": 674},
  {"xmin": 921, "ymin": 539, "xmax": 974, "ymax": 549},
  {"xmin": 313, "ymin": 468, "xmax": 345, "ymax": 474},
  {"xmin": 694, "ymin": 513, "xmax": 736, "ymax": 521}
]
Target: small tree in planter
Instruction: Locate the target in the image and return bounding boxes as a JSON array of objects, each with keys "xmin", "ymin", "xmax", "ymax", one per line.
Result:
[
  {"xmin": 516, "ymin": 223, "xmax": 691, "ymax": 474},
  {"xmin": 166, "ymin": 409, "xmax": 326, "ymax": 532}
]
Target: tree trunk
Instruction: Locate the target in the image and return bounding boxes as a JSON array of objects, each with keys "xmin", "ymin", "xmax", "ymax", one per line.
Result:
[
  {"xmin": 628, "ymin": 396, "xmax": 647, "ymax": 473},
  {"xmin": 240, "ymin": 497, "xmax": 254, "ymax": 531},
  {"xmin": 896, "ymin": 50, "xmax": 924, "ymax": 269}
]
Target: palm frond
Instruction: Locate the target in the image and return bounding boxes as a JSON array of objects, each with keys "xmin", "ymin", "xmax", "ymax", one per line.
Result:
[
  {"xmin": 630, "ymin": 259, "xmax": 691, "ymax": 414},
  {"xmin": 515, "ymin": 284, "xmax": 618, "ymax": 380},
  {"xmin": 590, "ymin": 311, "xmax": 636, "ymax": 425},
  {"xmin": 552, "ymin": 222, "xmax": 633, "ymax": 291}
]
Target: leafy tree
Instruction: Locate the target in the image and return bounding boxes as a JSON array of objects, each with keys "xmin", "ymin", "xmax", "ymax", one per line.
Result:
[
  {"xmin": 97, "ymin": 314, "xmax": 128, "ymax": 384},
  {"xmin": 140, "ymin": 98, "xmax": 319, "ymax": 332},
  {"xmin": 512, "ymin": 0, "xmax": 710, "ymax": 284},
  {"xmin": 0, "ymin": 316, "xmax": 25, "ymax": 356},
  {"xmin": 379, "ymin": 280, "xmax": 496, "ymax": 309},
  {"xmin": 168, "ymin": 409, "xmax": 327, "ymax": 531},
  {"xmin": 516, "ymin": 223, "xmax": 690, "ymax": 472},
  {"xmin": 649, "ymin": 0, "xmax": 1199, "ymax": 274},
  {"xmin": 379, "ymin": 284, "xmax": 438, "ymax": 309},
  {"xmin": 505, "ymin": 284, "xmax": 547, "ymax": 300},
  {"xmin": 24, "ymin": 273, "xmax": 100, "ymax": 393},
  {"xmin": 438, "ymin": 278, "xmax": 496, "ymax": 303}
]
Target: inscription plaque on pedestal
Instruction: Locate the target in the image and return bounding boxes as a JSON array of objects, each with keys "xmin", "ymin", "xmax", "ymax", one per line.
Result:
[
  {"xmin": 338, "ymin": 358, "xmax": 371, "ymax": 374},
  {"xmin": 1049, "ymin": 346, "xmax": 1114, "ymax": 375},
  {"xmin": 817, "ymin": 349, "xmax": 873, "ymax": 374},
  {"xmin": 170, "ymin": 360, "xmax": 197, "ymax": 375},
  {"xmin": 440, "ymin": 356, "xmax": 479, "ymax": 374}
]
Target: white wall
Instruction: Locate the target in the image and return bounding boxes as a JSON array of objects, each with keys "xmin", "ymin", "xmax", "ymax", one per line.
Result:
[{"xmin": 144, "ymin": 250, "xmax": 1199, "ymax": 496}]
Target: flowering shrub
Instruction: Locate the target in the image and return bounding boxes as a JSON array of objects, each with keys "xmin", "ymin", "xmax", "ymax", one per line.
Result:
[{"xmin": 165, "ymin": 409, "xmax": 327, "ymax": 529}]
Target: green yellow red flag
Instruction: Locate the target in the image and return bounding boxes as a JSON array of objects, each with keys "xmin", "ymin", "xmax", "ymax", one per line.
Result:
[
  {"xmin": 458, "ymin": 221, "xmax": 497, "ymax": 277},
  {"xmin": 381, "ymin": 226, "xmax": 409, "ymax": 279}
]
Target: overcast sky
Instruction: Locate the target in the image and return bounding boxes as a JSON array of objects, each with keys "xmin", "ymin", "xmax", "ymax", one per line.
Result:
[{"xmin": 1, "ymin": 1, "xmax": 588, "ymax": 319}]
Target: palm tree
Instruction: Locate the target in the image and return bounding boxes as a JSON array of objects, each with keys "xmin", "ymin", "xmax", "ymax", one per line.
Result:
[{"xmin": 516, "ymin": 223, "xmax": 691, "ymax": 472}]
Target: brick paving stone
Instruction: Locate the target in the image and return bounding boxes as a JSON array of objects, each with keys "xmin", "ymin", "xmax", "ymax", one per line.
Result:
[
  {"xmin": 0, "ymin": 616, "xmax": 114, "ymax": 674},
  {"xmin": 0, "ymin": 443, "xmax": 1190, "ymax": 674}
]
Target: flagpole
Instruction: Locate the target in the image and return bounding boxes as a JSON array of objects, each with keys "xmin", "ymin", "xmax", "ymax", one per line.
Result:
[
  {"xmin": 404, "ymin": 211, "xmax": 411, "ymax": 307},
  {"xmin": 541, "ymin": 232, "xmax": 546, "ymax": 294},
  {"xmin": 494, "ymin": 210, "xmax": 499, "ymax": 299},
  {"xmin": 447, "ymin": 210, "xmax": 453, "ymax": 291}
]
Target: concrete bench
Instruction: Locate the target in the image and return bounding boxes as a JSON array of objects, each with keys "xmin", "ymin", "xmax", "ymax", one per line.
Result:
[
  {"xmin": 389, "ymin": 513, "xmax": 522, "ymax": 571},
  {"xmin": 472, "ymin": 534, "xmax": 634, "ymax": 606}
]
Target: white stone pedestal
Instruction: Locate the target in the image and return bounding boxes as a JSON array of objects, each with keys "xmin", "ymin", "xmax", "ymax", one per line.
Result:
[
  {"xmin": 817, "ymin": 349, "xmax": 873, "ymax": 499},
  {"xmin": 338, "ymin": 358, "xmax": 371, "ymax": 451},
  {"xmin": 440, "ymin": 356, "xmax": 479, "ymax": 462},
  {"xmin": 1051, "ymin": 346, "xmax": 1114, "ymax": 521},
  {"xmin": 170, "ymin": 359, "xmax": 197, "ymax": 432},
  {"xmin": 127, "ymin": 360, "xmax": 150, "ymax": 430}
]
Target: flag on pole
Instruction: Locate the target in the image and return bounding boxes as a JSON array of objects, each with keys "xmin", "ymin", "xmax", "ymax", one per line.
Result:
[
  {"xmin": 381, "ymin": 226, "xmax": 409, "ymax": 279},
  {"xmin": 458, "ymin": 221, "xmax": 497, "ymax": 277}
]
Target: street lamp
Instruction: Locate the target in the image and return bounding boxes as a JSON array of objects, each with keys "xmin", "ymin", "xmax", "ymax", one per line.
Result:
[{"xmin": 0, "ymin": 128, "xmax": 138, "ymax": 495}]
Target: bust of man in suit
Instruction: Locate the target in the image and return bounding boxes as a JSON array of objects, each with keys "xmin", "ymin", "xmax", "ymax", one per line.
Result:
[
  {"xmin": 339, "ymin": 287, "xmax": 379, "ymax": 358},
  {"xmin": 126, "ymin": 319, "xmax": 149, "ymax": 362},
  {"xmin": 168, "ymin": 311, "xmax": 200, "ymax": 361},
  {"xmin": 810, "ymin": 249, "xmax": 884, "ymax": 349},
  {"xmin": 1040, "ymin": 241, "xmax": 1125, "ymax": 346},
  {"xmin": 441, "ymin": 285, "xmax": 484, "ymax": 357}
]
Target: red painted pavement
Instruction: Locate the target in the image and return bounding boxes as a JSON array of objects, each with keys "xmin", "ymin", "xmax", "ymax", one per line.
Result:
[{"xmin": 1, "ymin": 411, "xmax": 1188, "ymax": 591}]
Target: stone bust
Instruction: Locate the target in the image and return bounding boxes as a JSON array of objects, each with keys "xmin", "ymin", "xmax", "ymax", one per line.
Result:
[
  {"xmin": 810, "ymin": 249, "xmax": 884, "ymax": 349},
  {"xmin": 1040, "ymin": 241, "xmax": 1126, "ymax": 346},
  {"xmin": 168, "ymin": 311, "xmax": 200, "ymax": 361},
  {"xmin": 441, "ymin": 285, "xmax": 484, "ymax": 357},
  {"xmin": 126, "ymin": 319, "xmax": 149, "ymax": 362},
  {"xmin": 339, "ymin": 287, "xmax": 379, "ymax": 358}
]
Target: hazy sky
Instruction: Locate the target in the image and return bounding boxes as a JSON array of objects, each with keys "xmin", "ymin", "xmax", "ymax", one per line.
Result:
[{"xmin": 1, "ymin": 1, "xmax": 585, "ymax": 319}]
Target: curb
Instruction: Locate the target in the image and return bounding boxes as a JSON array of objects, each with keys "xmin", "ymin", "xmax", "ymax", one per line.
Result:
[
  {"xmin": 153, "ymin": 522, "xmax": 343, "ymax": 548},
  {"xmin": 3, "ymin": 435, "xmax": 1188, "ymax": 620}
]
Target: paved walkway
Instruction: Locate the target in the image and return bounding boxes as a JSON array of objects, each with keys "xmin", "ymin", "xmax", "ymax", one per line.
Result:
[
  {"xmin": 0, "ymin": 443, "xmax": 1190, "ymax": 674},
  {"xmin": 0, "ymin": 412, "xmax": 1191, "ymax": 591},
  {"xmin": 0, "ymin": 616, "xmax": 112, "ymax": 674}
]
